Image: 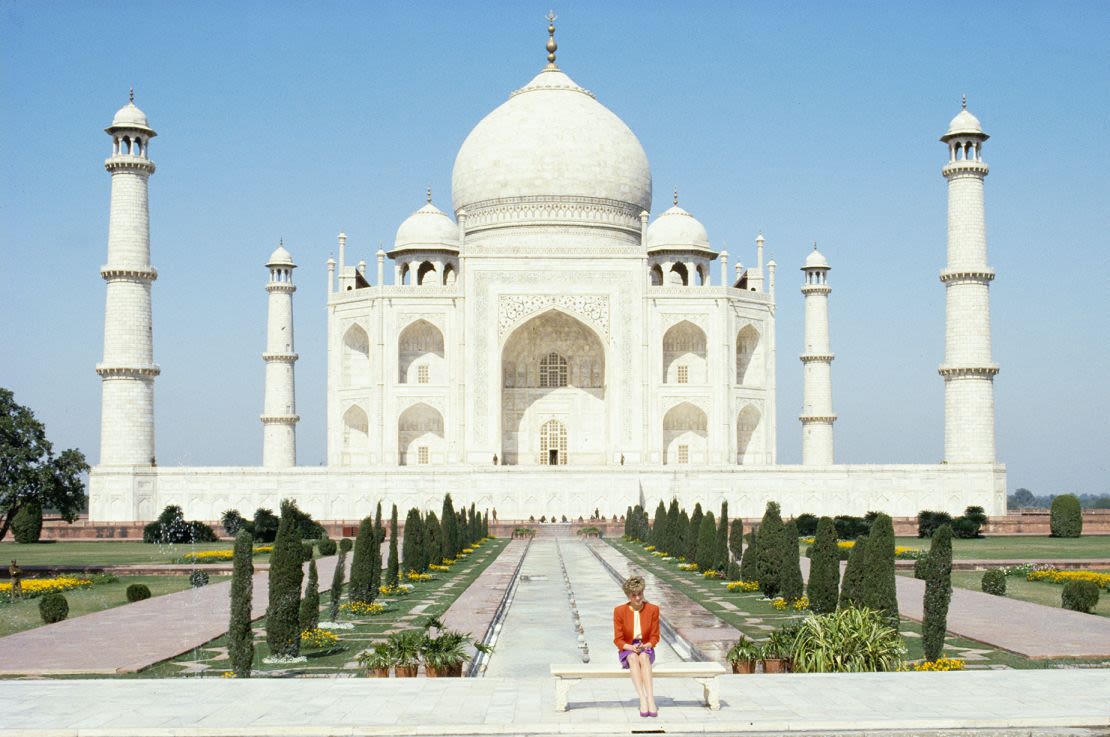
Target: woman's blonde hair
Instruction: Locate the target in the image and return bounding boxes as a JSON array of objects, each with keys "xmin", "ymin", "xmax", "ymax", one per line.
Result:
[{"xmin": 622, "ymin": 575, "xmax": 646, "ymax": 597}]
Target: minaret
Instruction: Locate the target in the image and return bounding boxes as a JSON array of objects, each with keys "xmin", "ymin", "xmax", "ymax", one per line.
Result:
[
  {"xmin": 800, "ymin": 244, "xmax": 835, "ymax": 465},
  {"xmin": 97, "ymin": 91, "xmax": 159, "ymax": 466},
  {"xmin": 940, "ymin": 97, "xmax": 998, "ymax": 463},
  {"xmin": 749, "ymin": 232, "xmax": 765, "ymax": 292},
  {"xmin": 261, "ymin": 243, "xmax": 299, "ymax": 467}
]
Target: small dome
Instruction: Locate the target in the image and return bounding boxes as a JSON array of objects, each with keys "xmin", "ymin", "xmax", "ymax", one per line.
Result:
[
  {"xmin": 645, "ymin": 205, "xmax": 711, "ymax": 252},
  {"xmin": 804, "ymin": 246, "xmax": 829, "ymax": 269},
  {"xmin": 392, "ymin": 201, "xmax": 458, "ymax": 253},
  {"xmin": 107, "ymin": 100, "xmax": 155, "ymax": 135},
  {"xmin": 942, "ymin": 100, "xmax": 987, "ymax": 141},
  {"xmin": 267, "ymin": 245, "xmax": 295, "ymax": 267}
]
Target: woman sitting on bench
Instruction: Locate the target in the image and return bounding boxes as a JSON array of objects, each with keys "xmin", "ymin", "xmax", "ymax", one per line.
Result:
[{"xmin": 613, "ymin": 575, "xmax": 660, "ymax": 717}]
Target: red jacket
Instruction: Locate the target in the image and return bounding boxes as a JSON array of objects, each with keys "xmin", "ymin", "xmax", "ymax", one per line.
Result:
[{"xmin": 612, "ymin": 601, "xmax": 660, "ymax": 650}]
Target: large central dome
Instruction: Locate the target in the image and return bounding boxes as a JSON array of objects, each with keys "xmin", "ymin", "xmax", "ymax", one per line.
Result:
[{"xmin": 451, "ymin": 67, "xmax": 652, "ymax": 234}]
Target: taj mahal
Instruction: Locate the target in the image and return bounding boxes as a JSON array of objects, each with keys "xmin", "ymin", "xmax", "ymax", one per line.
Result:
[{"xmin": 89, "ymin": 23, "xmax": 1006, "ymax": 523}]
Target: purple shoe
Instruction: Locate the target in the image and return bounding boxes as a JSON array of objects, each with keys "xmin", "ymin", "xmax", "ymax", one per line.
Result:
[
  {"xmin": 648, "ymin": 711, "xmax": 658, "ymax": 717},
  {"xmin": 639, "ymin": 710, "xmax": 649, "ymax": 717}
]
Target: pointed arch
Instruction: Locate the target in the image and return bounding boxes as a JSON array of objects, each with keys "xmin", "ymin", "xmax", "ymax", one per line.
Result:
[
  {"xmin": 736, "ymin": 324, "xmax": 761, "ymax": 385},
  {"xmin": 736, "ymin": 404, "xmax": 761, "ymax": 464},
  {"xmin": 398, "ymin": 319, "xmax": 444, "ymax": 384},
  {"xmin": 342, "ymin": 404, "xmax": 369, "ymax": 465},
  {"xmin": 649, "ymin": 263, "xmax": 664, "ymax": 286},
  {"xmin": 443, "ymin": 262, "xmax": 457, "ymax": 285},
  {"xmin": 663, "ymin": 402, "xmax": 708, "ymax": 465},
  {"xmin": 538, "ymin": 419, "xmax": 568, "ymax": 465},
  {"xmin": 398, "ymin": 402, "xmax": 444, "ymax": 465},
  {"xmin": 668, "ymin": 262, "xmax": 688, "ymax": 286},
  {"xmin": 416, "ymin": 261, "xmax": 436, "ymax": 286},
  {"xmin": 662, "ymin": 320, "xmax": 707, "ymax": 384},
  {"xmin": 341, "ymin": 324, "xmax": 370, "ymax": 387}
]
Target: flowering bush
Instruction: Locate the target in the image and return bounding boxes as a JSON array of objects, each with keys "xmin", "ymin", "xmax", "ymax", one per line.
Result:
[
  {"xmin": 179, "ymin": 545, "xmax": 272, "ymax": 563},
  {"xmin": 461, "ymin": 547, "xmax": 475, "ymax": 554},
  {"xmin": 300, "ymin": 627, "xmax": 339, "ymax": 649},
  {"xmin": 702, "ymin": 569, "xmax": 724, "ymax": 579},
  {"xmin": 914, "ymin": 657, "xmax": 966, "ymax": 671},
  {"xmin": 441, "ymin": 558, "xmax": 458, "ymax": 566},
  {"xmin": 651, "ymin": 551, "xmax": 667, "ymax": 557},
  {"xmin": 378, "ymin": 584, "xmax": 412, "ymax": 597},
  {"xmin": 726, "ymin": 580, "xmax": 760, "ymax": 592},
  {"xmin": 1, "ymin": 577, "xmax": 93, "ymax": 598},
  {"xmin": 405, "ymin": 571, "xmax": 433, "ymax": 582},
  {"xmin": 771, "ymin": 595, "xmax": 810, "ymax": 610},
  {"xmin": 644, "ymin": 545, "xmax": 656, "ymax": 551},
  {"xmin": 678, "ymin": 562, "xmax": 699, "ymax": 571},
  {"xmin": 792, "ymin": 595, "xmax": 810, "ymax": 610},
  {"xmin": 771, "ymin": 597, "xmax": 787, "ymax": 610},
  {"xmin": 429, "ymin": 564, "xmax": 451, "ymax": 572},
  {"xmin": 1027, "ymin": 569, "xmax": 1110, "ymax": 588},
  {"xmin": 340, "ymin": 601, "xmax": 388, "ymax": 617},
  {"xmin": 895, "ymin": 547, "xmax": 925, "ymax": 560}
]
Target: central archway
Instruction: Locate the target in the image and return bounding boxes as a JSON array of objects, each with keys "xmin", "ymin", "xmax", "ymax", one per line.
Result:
[{"xmin": 500, "ymin": 309, "xmax": 606, "ymax": 465}]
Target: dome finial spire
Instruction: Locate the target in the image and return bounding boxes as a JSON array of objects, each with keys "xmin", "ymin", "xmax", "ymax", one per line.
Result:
[
  {"xmin": 426, "ymin": 186, "xmax": 432, "ymax": 204},
  {"xmin": 545, "ymin": 10, "xmax": 559, "ymax": 69},
  {"xmin": 962, "ymin": 93, "xmax": 967, "ymax": 110},
  {"xmin": 673, "ymin": 186, "xmax": 678, "ymax": 206},
  {"xmin": 129, "ymin": 86, "xmax": 134, "ymax": 103}
]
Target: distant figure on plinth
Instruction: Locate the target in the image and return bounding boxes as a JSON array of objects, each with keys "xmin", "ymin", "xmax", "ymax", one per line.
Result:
[{"xmin": 8, "ymin": 560, "xmax": 23, "ymax": 600}]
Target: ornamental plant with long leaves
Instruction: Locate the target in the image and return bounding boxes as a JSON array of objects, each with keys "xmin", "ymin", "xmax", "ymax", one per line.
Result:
[{"xmin": 789, "ymin": 606, "xmax": 905, "ymax": 672}]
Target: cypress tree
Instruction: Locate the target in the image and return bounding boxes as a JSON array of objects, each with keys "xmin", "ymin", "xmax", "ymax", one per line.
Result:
[
  {"xmin": 386, "ymin": 504, "xmax": 400, "ymax": 587},
  {"xmin": 728, "ymin": 518, "xmax": 744, "ymax": 566},
  {"xmin": 469, "ymin": 503, "xmax": 478, "ymax": 545},
  {"xmin": 678, "ymin": 510, "xmax": 690, "ymax": 558},
  {"xmin": 756, "ymin": 502, "xmax": 786, "ymax": 598},
  {"xmin": 695, "ymin": 512, "xmax": 716, "ymax": 572},
  {"xmin": 739, "ymin": 526, "xmax": 759, "ymax": 582},
  {"xmin": 922, "ymin": 523, "xmax": 953, "ymax": 661},
  {"xmin": 807, "ymin": 516, "xmax": 840, "ymax": 614},
  {"xmin": 425, "ymin": 511, "xmax": 443, "ymax": 565},
  {"xmin": 348, "ymin": 516, "xmax": 375, "ymax": 604},
  {"xmin": 861, "ymin": 513, "xmax": 898, "ymax": 625},
  {"xmin": 780, "ymin": 520, "xmax": 804, "ymax": 601},
  {"xmin": 650, "ymin": 501, "xmax": 666, "ymax": 548},
  {"xmin": 715, "ymin": 502, "xmax": 730, "ymax": 572},
  {"xmin": 687, "ymin": 503, "xmax": 704, "ymax": 560},
  {"xmin": 328, "ymin": 547, "xmax": 347, "ymax": 621},
  {"xmin": 666, "ymin": 499, "xmax": 681, "ymax": 555},
  {"xmin": 839, "ymin": 535, "xmax": 868, "ymax": 609},
  {"xmin": 483, "ymin": 510, "xmax": 490, "ymax": 538},
  {"xmin": 369, "ymin": 502, "xmax": 384, "ymax": 597},
  {"xmin": 266, "ymin": 499, "xmax": 305, "ymax": 658},
  {"xmin": 228, "ymin": 529, "xmax": 254, "ymax": 678},
  {"xmin": 441, "ymin": 495, "xmax": 458, "ymax": 559},
  {"xmin": 299, "ymin": 558, "xmax": 320, "ymax": 631},
  {"xmin": 624, "ymin": 506, "xmax": 633, "ymax": 537},
  {"xmin": 402, "ymin": 508, "xmax": 423, "ymax": 573}
]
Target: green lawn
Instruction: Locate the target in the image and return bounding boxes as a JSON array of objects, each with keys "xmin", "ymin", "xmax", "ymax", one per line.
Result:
[
  {"xmin": 947, "ymin": 569, "xmax": 1110, "ymax": 618},
  {"xmin": 892, "ymin": 536, "xmax": 1109, "ymax": 560},
  {"xmin": 1, "ymin": 541, "xmax": 251, "ymax": 567},
  {"xmin": 0, "ymin": 575, "xmax": 228, "ymax": 637},
  {"xmin": 613, "ymin": 538, "xmax": 1106, "ymax": 670}
]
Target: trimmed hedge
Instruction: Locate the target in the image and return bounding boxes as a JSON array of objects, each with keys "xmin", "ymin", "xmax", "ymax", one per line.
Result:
[
  {"xmin": 190, "ymin": 570, "xmax": 210, "ymax": 588},
  {"xmin": 922, "ymin": 524, "xmax": 953, "ymax": 661},
  {"xmin": 12, "ymin": 503, "xmax": 43, "ymax": 543},
  {"xmin": 981, "ymin": 569, "xmax": 1006, "ymax": 596},
  {"xmin": 861, "ymin": 514, "xmax": 898, "ymax": 625},
  {"xmin": 1050, "ymin": 495, "xmax": 1083, "ymax": 538},
  {"xmin": 916, "ymin": 510, "xmax": 953, "ymax": 538},
  {"xmin": 913, "ymin": 556, "xmax": 930, "ymax": 580},
  {"xmin": 807, "ymin": 516, "xmax": 840, "ymax": 614},
  {"xmin": 794, "ymin": 513, "xmax": 819, "ymax": 537},
  {"xmin": 1062, "ymin": 580, "xmax": 1099, "ymax": 614},
  {"xmin": 126, "ymin": 583, "xmax": 152, "ymax": 602},
  {"xmin": 143, "ymin": 505, "xmax": 218, "ymax": 544},
  {"xmin": 228, "ymin": 529, "xmax": 255, "ymax": 678},
  {"xmin": 339, "ymin": 537, "xmax": 353, "ymax": 553},
  {"xmin": 317, "ymin": 538, "xmax": 338, "ymax": 556},
  {"xmin": 39, "ymin": 593, "xmax": 69, "ymax": 623}
]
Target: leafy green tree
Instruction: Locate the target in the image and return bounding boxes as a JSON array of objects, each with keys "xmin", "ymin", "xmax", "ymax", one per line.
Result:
[
  {"xmin": 1050, "ymin": 494, "xmax": 1083, "ymax": 537},
  {"xmin": 228, "ymin": 529, "xmax": 254, "ymax": 677},
  {"xmin": 780, "ymin": 520, "xmax": 804, "ymax": 601},
  {"xmin": 299, "ymin": 558, "xmax": 320, "ymax": 631},
  {"xmin": 715, "ymin": 502, "xmax": 730, "ymax": 572},
  {"xmin": 728, "ymin": 518, "xmax": 744, "ymax": 568},
  {"xmin": 386, "ymin": 504, "xmax": 400, "ymax": 587},
  {"xmin": 756, "ymin": 502, "xmax": 786, "ymax": 598},
  {"xmin": 739, "ymin": 526, "xmax": 759, "ymax": 582},
  {"xmin": 807, "ymin": 517, "xmax": 840, "ymax": 614},
  {"xmin": 0, "ymin": 389, "xmax": 89, "ymax": 542},
  {"xmin": 348, "ymin": 516, "xmax": 375, "ymax": 604},
  {"xmin": 839, "ymin": 535, "xmax": 867, "ymax": 608},
  {"xmin": 265, "ymin": 499, "xmax": 305, "ymax": 658},
  {"xmin": 666, "ymin": 499, "xmax": 681, "ymax": 555},
  {"xmin": 328, "ymin": 547, "xmax": 347, "ymax": 621},
  {"xmin": 687, "ymin": 503, "xmax": 704, "ymax": 560},
  {"xmin": 251, "ymin": 508, "xmax": 280, "ymax": 543},
  {"xmin": 402, "ymin": 508, "xmax": 423, "ymax": 573},
  {"xmin": 922, "ymin": 524, "xmax": 952, "ymax": 660},
  {"xmin": 861, "ymin": 513, "xmax": 898, "ymax": 624},
  {"xmin": 11, "ymin": 502, "xmax": 43, "ymax": 543},
  {"xmin": 695, "ymin": 512, "xmax": 717, "ymax": 572}
]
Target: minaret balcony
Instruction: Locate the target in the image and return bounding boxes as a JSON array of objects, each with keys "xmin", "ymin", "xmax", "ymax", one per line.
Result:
[
  {"xmin": 939, "ymin": 268, "xmax": 995, "ymax": 284},
  {"xmin": 938, "ymin": 364, "xmax": 1000, "ymax": 378},
  {"xmin": 799, "ymin": 353, "xmax": 835, "ymax": 363},
  {"xmin": 942, "ymin": 160, "xmax": 989, "ymax": 178},
  {"xmin": 104, "ymin": 156, "xmax": 156, "ymax": 174},
  {"xmin": 800, "ymin": 284, "xmax": 831, "ymax": 296},
  {"xmin": 100, "ymin": 266, "xmax": 158, "ymax": 282},
  {"xmin": 95, "ymin": 363, "xmax": 161, "ymax": 378},
  {"xmin": 799, "ymin": 414, "xmax": 837, "ymax": 424},
  {"xmin": 262, "ymin": 352, "xmax": 299, "ymax": 363},
  {"xmin": 260, "ymin": 414, "xmax": 300, "ymax": 425}
]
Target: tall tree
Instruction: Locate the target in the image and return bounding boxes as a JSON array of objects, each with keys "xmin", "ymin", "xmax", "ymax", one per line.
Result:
[
  {"xmin": 0, "ymin": 389, "xmax": 89, "ymax": 541},
  {"xmin": 739, "ymin": 526, "xmax": 759, "ymax": 582},
  {"xmin": 756, "ymin": 502, "xmax": 786, "ymax": 598},
  {"xmin": 839, "ymin": 535, "xmax": 868, "ymax": 609},
  {"xmin": 728, "ymin": 518, "xmax": 744, "ymax": 567},
  {"xmin": 780, "ymin": 520, "xmax": 804, "ymax": 601},
  {"xmin": 402, "ymin": 508, "xmax": 423, "ymax": 573},
  {"xmin": 228, "ymin": 529, "xmax": 254, "ymax": 677},
  {"xmin": 678, "ymin": 510, "xmax": 690, "ymax": 559},
  {"xmin": 624, "ymin": 506, "xmax": 633, "ymax": 537},
  {"xmin": 695, "ymin": 512, "xmax": 717, "ymax": 572},
  {"xmin": 922, "ymin": 524, "xmax": 953, "ymax": 661},
  {"xmin": 266, "ymin": 499, "xmax": 305, "ymax": 658},
  {"xmin": 714, "ymin": 501, "xmax": 730, "ymax": 572},
  {"xmin": 687, "ymin": 503, "xmax": 704, "ymax": 560},
  {"xmin": 369, "ymin": 502, "xmax": 384, "ymax": 597},
  {"xmin": 807, "ymin": 516, "xmax": 840, "ymax": 614},
  {"xmin": 328, "ymin": 546, "xmax": 347, "ymax": 621},
  {"xmin": 425, "ymin": 511, "xmax": 443, "ymax": 566},
  {"xmin": 469, "ymin": 503, "xmax": 479, "ymax": 545},
  {"xmin": 861, "ymin": 513, "xmax": 898, "ymax": 625},
  {"xmin": 666, "ymin": 499, "xmax": 681, "ymax": 555},
  {"xmin": 441, "ymin": 495, "xmax": 458, "ymax": 559},
  {"xmin": 651, "ymin": 501, "xmax": 666, "ymax": 548},
  {"xmin": 386, "ymin": 504, "xmax": 400, "ymax": 587},
  {"xmin": 299, "ymin": 558, "xmax": 320, "ymax": 631},
  {"xmin": 348, "ymin": 516, "xmax": 375, "ymax": 604}
]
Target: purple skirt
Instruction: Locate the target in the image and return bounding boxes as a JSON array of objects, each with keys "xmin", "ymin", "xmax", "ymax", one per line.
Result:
[{"xmin": 618, "ymin": 639, "xmax": 655, "ymax": 669}]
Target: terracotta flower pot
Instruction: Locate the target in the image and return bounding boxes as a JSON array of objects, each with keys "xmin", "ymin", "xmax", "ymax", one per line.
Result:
[
  {"xmin": 425, "ymin": 666, "xmax": 440, "ymax": 678},
  {"xmin": 395, "ymin": 664, "xmax": 418, "ymax": 678},
  {"xmin": 445, "ymin": 662, "xmax": 464, "ymax": 677},
  {"xmin": 731, "ymin": 659, "xmax": 756, "ymax": 674},
  {"xmin": 368, "ymin": 667, "xmax": 390, "ymax": 678},
  {"xmin": 761, "ymin": 658, "xmax": 788, "ymax": 674}
]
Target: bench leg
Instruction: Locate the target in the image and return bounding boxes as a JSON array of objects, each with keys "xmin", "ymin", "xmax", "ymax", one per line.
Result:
[
  {"xmin": 696, "ymin": 677, "xmax": 720, "ymax": 710},
  {"xmin": 555, "ymin": 678, "xmax": 579, "ymax": 712}
]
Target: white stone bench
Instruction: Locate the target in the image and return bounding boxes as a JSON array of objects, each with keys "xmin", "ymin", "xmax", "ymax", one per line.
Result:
[{"xmin": 550, "ymin": 662, "xmax": 726, "ymax": 711}]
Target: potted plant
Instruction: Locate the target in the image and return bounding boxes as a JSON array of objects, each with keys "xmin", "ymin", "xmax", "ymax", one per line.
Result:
[
  {"xmin": 388, "ymin": 631, "xmax": 422, "ymax": 677},
  {"xmin": 761, "ymin": 624, "xmax": 799, "ymax": 673},
  {"xmin": 358, "ymin": 642, "xmax": 395, "ymax": 678},
  {"xmin": 419, "ymin": 617, "xmax": 491, "ymax": 677},
  {"xmin": 726, "ymin": 636, "xmax": 760, "ymax": 674}
]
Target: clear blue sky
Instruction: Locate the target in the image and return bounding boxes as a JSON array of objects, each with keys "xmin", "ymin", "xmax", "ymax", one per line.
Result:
[{"xmin": 3, "ymin": 1, "xmax": 1107, "ymax": 496}]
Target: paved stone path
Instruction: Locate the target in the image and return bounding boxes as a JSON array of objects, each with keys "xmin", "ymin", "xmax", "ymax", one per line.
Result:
[
  {"xmin": 0, "ymin": 555, "xmax": 339, "ymax": 675},
  {"xmin": 1, "ymin": 670, "xmax": 1106, "ymax": 734},
  {"xmin": 800, "ymin": 558, "xmax": 1110, "ymax": 659}
]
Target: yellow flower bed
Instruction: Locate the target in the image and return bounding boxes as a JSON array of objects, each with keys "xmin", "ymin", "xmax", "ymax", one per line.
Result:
[
  {"xmin": 837, "ymin": 541, "xmax": 856, "ymax": 549},
  {"xmin": 428, "ymin": 563, "xmax": 450, "ymax": 572},
  {"xmin": 801, "ymin": 536, "xmax": 816, "ymax": 545},
  {"xmin": 702, "ymin": 569, "xmax": 724, "ymax": 579},
  {"xmin": 895, "ymin": 546, "xmax": 920, "ymax": 556},
  {"xmin": 644, "ymin": 545, "xmax": 656, "ymax": 551},
  {"xmin": 771, "ymin": 595, "xmax": 809, "ymax": 611},
  {"xmin": 461, "ymin": 547, "xmax": 475, "ymax": 554},
  {"xmin": 339, "ymin": 601, "xmax": 388, "ymax": 616},
  {"xmin": 441, "ymin": 558, "xmax": 458, "ymax": 566},
  {"xmin": 914, "ymin": 657, "xmax": 965, "ymax": 671},
  {"xmin": 378, "ymin": 584, "xmax": 412, "ymax": 597},
  {"xmin": 300, "ymin": 627, "xmax": 340, "ymax": 648},
  {"xmin": 726, "ymin": 580, "xmax": 760, "ymax": 592},
  {"xmin": 405, "ymin": 570, "xmax": 433, "ymax": 581},
  {"xmin": 677, "ymin": 563, "xmax": 699, "ymax": 571},
  {"xmin": 0, "ymin": 577, "xmax": 93, "ymax": 596},
  {"xmin": 651, "ymin": 551, "xmax": 668, "ymax": 557},
  {"xmin": 179, "ymin": 545, "xmax": 273, "ymax": 563},
  {"xmin": 1027, "ymin": 569, "xmax": 1110, "ymax": 588}
]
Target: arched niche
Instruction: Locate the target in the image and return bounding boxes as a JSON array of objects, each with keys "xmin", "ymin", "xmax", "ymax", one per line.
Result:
[
  {"xmin": 342, "ymin": 404, "xmax": 369, "ymax": 465},
  {"xmin": 416, "ymin": 261, "xmax": 436, "ymax": 286},
  {"xmin": 443, "ymin": 263, "xmax": 457, "ymax": 285},
  {"xmin": 341, "ymin": 324, "xmax": 370, "ymax": 387},
  {"xmin": 649, "ymin": 263, "xmax": 664, "ymax": 286},
  {"xmin": 736, "ymin": 404, "xmax": 761, "ymax": 464},
  {"xmin": 736, "ymin": 324, "xmax": 762, "ymax": 386},
  {"xmin": 398, "ymin": 402, "xmax": 444, "ymax": 465},
  {"xmin": 500, "ymin": 309, "xmax": 606, "ymax": 465},
  {"xmin": 668, "ymin": 262, "xmax": 688, "ymax": 286},
  {"xmin": 398, "ymin": 319, "xmax": 444, "ymax": 384},
  {"xmin": 662, "ymin": 402, "xmax": 707, "ymax": 465},
  {"xmin": 662, "ymin": 320, "xmax": 707, "ymax": 384}
]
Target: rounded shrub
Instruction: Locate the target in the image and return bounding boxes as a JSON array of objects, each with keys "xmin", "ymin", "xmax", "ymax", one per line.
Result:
[
  {"xmin": 981, "ymin": 569, "xmax": 1006, "ymax": 596},
  {"xmin": 302, "ymin": 541, "xmax": 316, "ymax": 561},
  {"xmin": 39, "ymin": 593, "xmax": 69, "ymax": 623},
  {"xmin": 1062, "ymin": 580, "xmax": 1099, "ymax": 613},
  {"xmin": 126, "ymin": 583, "xmax": 152, "ymax": 602},
  {"xmin": 190, "ymin": 570, "xmax": 210, "ymax": 588},
  {"xmin": 317, "ymin": 538, "xmax": 338, "ymax": 556},
  {"xmin": 339, "ymin": 537, "xmax": 353, "ymax": 553},
  {"xmin": 12, "ymin": 503, "xmax": 44, "ymax": 543},
  {"xmin": 1050, "ymin": 495, "xmax": 1083, "ymax": 538}
]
